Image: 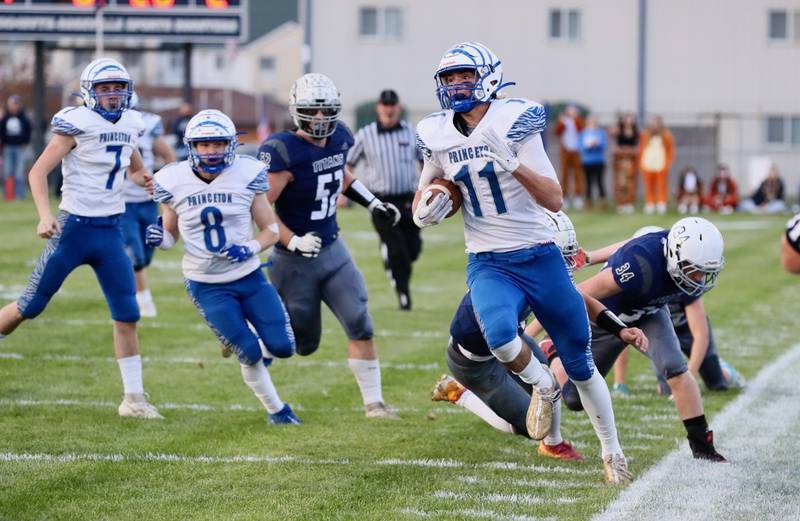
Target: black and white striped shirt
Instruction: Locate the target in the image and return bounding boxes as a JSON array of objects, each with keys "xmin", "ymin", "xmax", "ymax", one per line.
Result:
[{"xmin": 346, "ymin": 120, "xmax": 421, "ymax": 196}]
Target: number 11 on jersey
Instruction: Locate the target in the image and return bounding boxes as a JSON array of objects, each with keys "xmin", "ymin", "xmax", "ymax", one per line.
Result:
[{"xmin": 453, "ymin": 162, "xmax": 507, "ymax": 217}]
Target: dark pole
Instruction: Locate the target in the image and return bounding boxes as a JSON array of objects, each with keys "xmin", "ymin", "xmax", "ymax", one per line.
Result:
[
  {"xmin": 33, "ymin": 40, "xmax": 46, "ymax": 156},
  {"xmin": 637, "ymin": 0, "xmax": 647, "ymax": 126},
  {"xmin": 303, "ymin": 0, "xmax": 312, "ymax": 73},
  {"xmin": 182, "ymin": 42, "xmax": 193, "ymax": 104}
]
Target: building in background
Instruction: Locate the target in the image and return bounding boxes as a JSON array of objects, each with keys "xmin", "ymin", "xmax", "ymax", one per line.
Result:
[{"xmin": 309, "ymin": 0, "xmax": 800, "ymax": 191}]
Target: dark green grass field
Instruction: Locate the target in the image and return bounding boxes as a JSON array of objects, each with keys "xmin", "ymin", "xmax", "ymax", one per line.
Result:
[{"xmin": 0, "ymin": 201, "xmax": 796, "ymax": 521}]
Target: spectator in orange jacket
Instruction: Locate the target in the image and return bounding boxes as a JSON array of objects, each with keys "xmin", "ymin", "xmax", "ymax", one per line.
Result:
[
  {"xmin": 702, "ymin": 164, "xmax": 738, "ymax": 214},
  {"xmin": 555, "ymin": 105, "xmax": 585, "ymax": 209},
  {"xmin": 638, "ymin": 115, "xmax": 674, "ymax": 215}
]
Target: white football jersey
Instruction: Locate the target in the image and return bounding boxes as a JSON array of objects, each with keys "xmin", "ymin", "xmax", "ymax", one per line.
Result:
[
  {"xmin": 416, "ymin": 98, "xmax": 558, "ymax": 253},
  {"xmin": 124, "ymin": 110, "xmax": 165, "ymax": 203},
  {"xmin": 153, "ymin": 155, "xmax": 268, "ymax": 284},
  {"xmin": 51, "ymin": 106, "xmax": 145, "ymax": 217}
]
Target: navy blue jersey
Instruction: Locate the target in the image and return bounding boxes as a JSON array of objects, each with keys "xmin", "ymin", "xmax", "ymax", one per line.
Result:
[
  {"xmin": 450, "ymin": 292, "xmax": 528, "ymax": 357},
  {"xmin": 258, "ymin": 125, "xmax": 354, "ymax": 249},
  {"xmin": 601, "ymin": 231, "xmax": 698, "ymax": 322}
]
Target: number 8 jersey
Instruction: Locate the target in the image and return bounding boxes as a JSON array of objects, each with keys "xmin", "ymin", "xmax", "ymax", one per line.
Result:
[
  {"xmin": 51, "ymin": 105, "xmax": 145, "ymax": 217},
  {"xmin": 152, "ymin": 155, "xmax": 268, "ymax": 284},
  {"xmin": 257, "ymin": 124, "xmax": 354, "ymax": 250},
  {"xmin": 416, "ymin": 98, "xmax": 559, "ymax": 253}
]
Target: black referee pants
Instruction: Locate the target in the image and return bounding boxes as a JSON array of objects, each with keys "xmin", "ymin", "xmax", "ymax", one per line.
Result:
[{"xmin": 372, "ymin": 192, "xmax": 422, "ymax": 306}]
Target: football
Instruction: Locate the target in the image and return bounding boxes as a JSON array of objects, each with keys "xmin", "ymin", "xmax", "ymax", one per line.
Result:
[{"xmin": 413, "ymin": 178, "xmax": 462, "ymax": 218}]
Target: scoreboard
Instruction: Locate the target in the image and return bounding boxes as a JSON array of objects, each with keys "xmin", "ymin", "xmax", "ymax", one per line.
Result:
[{"xmin": 0, "ymin": 0, "xmax": 248, "ymax": 42}]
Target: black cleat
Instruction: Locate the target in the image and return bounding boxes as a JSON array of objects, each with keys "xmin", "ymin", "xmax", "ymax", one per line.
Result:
[{"xmin": 688, "ymin": 430, "xmax": 727, "ymax": 462}]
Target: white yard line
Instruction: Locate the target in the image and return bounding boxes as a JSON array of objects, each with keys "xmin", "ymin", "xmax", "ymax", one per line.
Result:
[
  {"xmin": 0, "ymin": 450, "xmax": 593, "ymax": 479},
  {"xmin": 594, "ymin": 343, "xmax": 800, "ymax": 521},
  {"xmin": 0, "ymin": 351, "xmax": 442, "ymax": 371},
  {"xmin": 0, "ymin": 397, "xmax": 465, "ymax": 416},
  {"xmin": 398, "ymin": 507, "xmax": 552, "ymax": 521}
]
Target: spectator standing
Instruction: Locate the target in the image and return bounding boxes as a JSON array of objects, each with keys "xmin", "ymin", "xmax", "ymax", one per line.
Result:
[
  {"xmin": 578, "ymin": 115, "xmax": 608, "ymax": 209},
  {"xmin": 555, "ymin": 105, "xmax": 585, "ymax": 209},
  {"xmin": 676, "ymin": 166, "xmax": 702, "ymax": 214},
  {"xmin": 0, "ymin": 95, "xmax": 33, "ymax": 200},
  {"xmin": 612, "ymin": 114, "xmax": 639, "ymax": 214},
  {"xmin": 702, "ymin": 164, "xmax": 738, "ymax": 214},
  {"xmin": 739, "ymin": 163, "xmax": 786, "ymax": 214},
  {"xmin": 638, "ymin": 115, "xmax": 674, "ymax": 215},
  {"xmin": 346, "ymin": 89, "xmax": 421, "ymax": 310},
  {"xmin": 171, "ymin": 101, "xmax": 192, "ymax": 161}
]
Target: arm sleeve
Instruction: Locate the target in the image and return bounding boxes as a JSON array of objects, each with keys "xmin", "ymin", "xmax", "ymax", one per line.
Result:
[
  {"xmin": 151, "ymin": 117, "xmax": 165, "ymax": 138},
  {"xmin": 516, "ymin": 133, "xmax": 558, "ymax": 183}
]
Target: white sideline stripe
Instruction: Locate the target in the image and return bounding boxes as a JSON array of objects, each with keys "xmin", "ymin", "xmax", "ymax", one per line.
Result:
[
  {"xmin": 594, "ymin": 343, "xmax": 800, "ymax": 521},
  {"xmin": 0, "ymin": 398, "xmax": 466, "ymax": 416},
  {"xmin": 0, "ymin": 451, "xmax": 593, "ymax": 478},
  {"xmin": 398, "ymin": 507, "xmax": 552, "ymax": 521},
  {"xmin": 433, "ymin": 490, "xmax": 576, "ymax": 505},
  {"xmin": 0, "ymin": 352, "xmax": 442, "ymax": 371}
]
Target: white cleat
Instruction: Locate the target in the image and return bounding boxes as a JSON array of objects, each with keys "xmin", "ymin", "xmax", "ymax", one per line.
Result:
[
  {"xmin": 526, "ymin": 365, "xmax": 560, "ymax": 441},
  {"xmin": 137, "ymin": 297, "xmax": 158, "ymax": 318},
  {"xmin": 118, "ymin": 394, "xmax": 164, "ymax": 419},
  {"xmin": 603, "ymin": 453, "xmax": 632, "ymax": 484},
  {"xmin": 365, "ymin": 401, "xmax": 400, "ymax": 420}
]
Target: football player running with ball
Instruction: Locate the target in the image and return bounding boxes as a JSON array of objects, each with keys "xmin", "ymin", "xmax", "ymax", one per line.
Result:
[
  {"xmin": 258, "ymin": 73, "xmax": 400, "ymax": 419},
  {"xmin": 146, "ymin": 109, "xmax": 301, "ymax": 425},
  {"xmin": 0, "ymin": 59, "xmax": 161, "ymax": 419},
  {"xmin": 414, "ymin": 42, "xmax": 630, "ymax": 483}
]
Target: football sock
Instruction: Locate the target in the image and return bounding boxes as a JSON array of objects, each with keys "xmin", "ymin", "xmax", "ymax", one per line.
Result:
[
  {"xmin": 117, "ymin": 355, "xmax": 144, "ymax": 396},
  {"xmin": 572, "ymin": 370, "xmax": 622, "ymax": 458},
  {"xmin": 240, "ymin": 362, "xmax": 284, "ymax": 414},
  {"xmin": 683, "ymin": 414, "xmax": 709, "ymax": 443},
  {"xmin": 136, "ymin": 289, "xmax": 153, "ymax": 303},
  {"xmin": 348, "ymin": 358, "xmax": 383, "ymax": 406},
  {"xmin": 456, "ymin": 390, "xmax": 514, "ymax": 434},
  {"xmin": 544, "ymin": 399, "xmax": 564, "ymax": 446},
  {"xmin": 516, "ymin": 358, "xmax": 553, "ymax": 390}
]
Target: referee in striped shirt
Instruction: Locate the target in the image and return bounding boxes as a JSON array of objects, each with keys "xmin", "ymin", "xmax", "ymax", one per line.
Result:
[{"xmin": 346, "ymin": 90, "xmax": 422, "ymax": 310}]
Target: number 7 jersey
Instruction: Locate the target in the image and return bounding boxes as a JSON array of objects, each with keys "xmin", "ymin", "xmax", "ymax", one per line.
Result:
[
  {"xmin": 152, "ymin": 156, "xmax": 268, "ymax": 284},
  {"xmin": 51, "ymin": 105, "xmax": 145, "ymax": 217},
  {"xmin": 416, "ymin": 98, "xmax": 558, "ymax": 253}
]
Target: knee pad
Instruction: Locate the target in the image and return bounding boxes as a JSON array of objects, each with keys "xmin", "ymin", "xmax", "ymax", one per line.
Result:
[
  {"xmin": 476, "ymin": 305, "xmax": 518, "ymax": 349},
  {"xmin": 490, "ymin": 336, "xmax": 522, "ymax": 363},
  {"xmin": 562, "ymin": 381, "xmax": 585, "ymax": 412},
  {"xmin": 553, "ymin": 329, "xmax": 593, "ymax": 382}
]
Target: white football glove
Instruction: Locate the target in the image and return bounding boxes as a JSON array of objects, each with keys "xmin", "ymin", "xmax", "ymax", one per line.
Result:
[
  {"xmin": 481, "ymin": 128, "xmax": 520, "ymax": 173},
  {"xmin": 413, "ymin": 189, "xmax": 452, "ymax": 228},
  {"xmin": 287, "ymin": 232, "xmax": 322, "ymax": 258}
]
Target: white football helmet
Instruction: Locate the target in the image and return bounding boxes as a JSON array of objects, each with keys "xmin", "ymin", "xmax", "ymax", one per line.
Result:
[
  {"xmin": 289, "ymin": 73, "xmax": 342, "ymax": 138},
  {"xmin": 79, "ymin": 58, "xmax": 133, "ymax": 121},
  {"xmin": 183, "ymin": 109, "xmax": 238, "ymax": 175},
  {"xmin": 665, "ymin": 217, "xmax": 724, "ymax": 297},
  {"xmin": 632, "ymin": 225, "xmax": 665, "ymax": 238},
  {"xmin": 434, "ymin": 41, "xmax": 514, "ymax": 113},
  {"xmin": 544, "ymin": 209, "xmax": 580, "ymax": 272}
]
